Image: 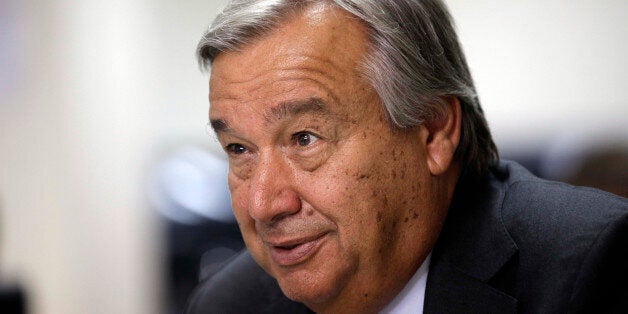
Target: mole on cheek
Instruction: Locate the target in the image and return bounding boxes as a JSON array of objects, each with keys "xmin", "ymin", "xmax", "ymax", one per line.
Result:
[{"xmin": 355, "ymin": 169, "xmax": 371, "ymax": 180}]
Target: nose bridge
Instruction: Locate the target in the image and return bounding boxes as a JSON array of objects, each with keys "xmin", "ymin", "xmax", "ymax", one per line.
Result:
[{"xmin": 248, "ymin": 149, "xmax": 301, "ymax": 223}]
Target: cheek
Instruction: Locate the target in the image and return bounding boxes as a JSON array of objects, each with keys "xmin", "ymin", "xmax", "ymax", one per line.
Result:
[
  {"xmin": 298, "ymin": 155, "xmax": 388, "ymax": 243},
  {"xmin": 227, "ymin": 176, "xmax": 255, "ymax": 228},
  {"xmin": 315, "ymin": 144, "xmax": 421, "ymax": 248},
  {"xmin": 227, "ymin": 177, "xmax": 270, "ymax": 264}
]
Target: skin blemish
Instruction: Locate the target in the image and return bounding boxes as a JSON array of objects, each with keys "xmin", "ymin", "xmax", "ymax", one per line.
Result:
[
  {"xmin": 413, "ymin": 211, "xmax": 419, "ymax": 219},
  {"xmin": 356, "ymin": 169, "xmax": 371, "ymax": 179},
  {"xmin": 376, "ymin": 211, "xmax": 382, "ymax": 222},
  {"xmin": 404, "ymin": 217, "xmax": 409, "ymax": 223},
  {"xmin": 383, "ymin": 195, "xmax": 388, "ymax": 206},
  {"xmin": 391, "ymin": 169, "xmax": 397, "ymax": 179}
]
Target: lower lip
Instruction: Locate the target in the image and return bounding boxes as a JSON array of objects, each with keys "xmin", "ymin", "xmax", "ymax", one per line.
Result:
[{"xmin": 269, "ymin": 234, "xmax": 328, "ymax": 266}]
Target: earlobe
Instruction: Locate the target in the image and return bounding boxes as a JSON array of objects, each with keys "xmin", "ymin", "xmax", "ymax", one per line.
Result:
[{"xmin": 425, "ymin": 97, "xmax": 462, "ymax": 176}]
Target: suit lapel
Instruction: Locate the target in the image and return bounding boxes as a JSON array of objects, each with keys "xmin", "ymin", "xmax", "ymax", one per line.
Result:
[
  {"xmin": 424, "ymin": 258, "xmax": 518, "ymax": 313},
  {"xmin": 424, "ymin": 167, "xmax": 519, "ymax": 313}
]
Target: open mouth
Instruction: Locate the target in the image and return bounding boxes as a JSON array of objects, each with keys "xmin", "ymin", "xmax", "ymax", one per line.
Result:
[
  {"xmin": 268, "ymin": 233, "xmax": 328, "ymax": 266},
  {"xmin": 275, "ymin": 244, "xmax": 300, "ymax": 250}
]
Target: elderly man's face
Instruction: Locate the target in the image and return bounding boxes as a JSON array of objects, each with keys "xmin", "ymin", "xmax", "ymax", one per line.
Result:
[{"xmin": 209, "ymin": 4, "xmax": 451, "ymax": 312}]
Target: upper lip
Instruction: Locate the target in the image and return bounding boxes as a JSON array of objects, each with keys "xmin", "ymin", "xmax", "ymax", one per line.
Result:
[{"xmin": 264, "ymin": 232, "xmax": 328, "ymax": 248}]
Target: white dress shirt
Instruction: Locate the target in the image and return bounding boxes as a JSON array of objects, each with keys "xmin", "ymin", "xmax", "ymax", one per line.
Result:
[{"xmin": 380, "ymin": 253, "xmax": 431, "ymax": 314}]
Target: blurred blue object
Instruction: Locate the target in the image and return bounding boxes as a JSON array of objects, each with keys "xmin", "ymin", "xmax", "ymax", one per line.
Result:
[{"xmin": 149, "ymin": 146, "xmax": 234, "ymax": 224}]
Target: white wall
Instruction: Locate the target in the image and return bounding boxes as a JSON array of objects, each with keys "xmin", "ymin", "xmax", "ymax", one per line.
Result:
[
  {"xmin": 0, "ymin": 0, "xmax": 229, "ymax": 313},
  {"xmin": 448, "ymin": 0, "xmax": 628, "ymax": 154},
  {"xmin": 0, "ymin": 1, "xmax": 625, "ymax": 313}
]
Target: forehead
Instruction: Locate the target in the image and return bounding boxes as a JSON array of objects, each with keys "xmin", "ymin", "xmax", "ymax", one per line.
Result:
[{"xmin": 208, "ymin": 4, "xmax": 372, "ymax": 113}]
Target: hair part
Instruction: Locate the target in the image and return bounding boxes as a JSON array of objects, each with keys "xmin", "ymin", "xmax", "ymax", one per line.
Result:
[{"xmin": 197, "ymin": 0, "xmax": 499, "ymax": 176}]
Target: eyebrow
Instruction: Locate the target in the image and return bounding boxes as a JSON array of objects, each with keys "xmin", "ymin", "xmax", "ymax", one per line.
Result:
[
  {"xmin": 209, "ymin": 97, "xmax": 332, "ymax": 134},
  {"xmin": 265, "ymin": 97, "xmax": 330, "ymax": 123},
  {"xmin": 209, "ymin": 118, "xmax": 229, "ymax": 133}
]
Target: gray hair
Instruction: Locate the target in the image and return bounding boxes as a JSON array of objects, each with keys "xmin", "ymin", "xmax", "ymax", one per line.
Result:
[{"xmin": 197, "ymin": 0, "xmax": 498, "ymax": 176}]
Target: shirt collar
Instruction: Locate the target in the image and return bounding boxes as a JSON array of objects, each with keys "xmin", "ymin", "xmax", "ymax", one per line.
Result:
[{"xmin": 380, "ymin": 253, "xmax": 431, "ymax": 314}]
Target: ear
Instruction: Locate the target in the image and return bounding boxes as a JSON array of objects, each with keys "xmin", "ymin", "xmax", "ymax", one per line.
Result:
[{"xmin": 424, "ymin": 97, "xmax": 462, "ymax": 176}]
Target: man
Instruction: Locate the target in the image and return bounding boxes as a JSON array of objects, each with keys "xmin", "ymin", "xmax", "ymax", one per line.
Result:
[{"xmin": 186, "ymin": 0, "xmax": 627, "ymax": 313}]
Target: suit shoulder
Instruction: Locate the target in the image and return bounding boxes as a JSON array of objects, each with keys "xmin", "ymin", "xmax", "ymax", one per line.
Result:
[
  {"xmin": 430, "ymin": 161, "xmax": 626, "ymax": 312},
  {"xmin": 497, "ymin": 159, "xmax": 626, "ymax": 250},
  {"xmin": 501, "ymin": 172, "xmax": 627, "ymax": 239},
  {"xmin": 494, "ymin": 162, "xmax": 628, "ymax": 311}
]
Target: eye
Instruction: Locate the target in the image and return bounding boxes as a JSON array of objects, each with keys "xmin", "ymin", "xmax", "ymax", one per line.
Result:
[
  {"xmin": 225, "ymin": 143, "xmax": 247, "ymax": 155},
  {"xmin": 293, "ymin": 132, "xmax": 320, "ymax": 147}
]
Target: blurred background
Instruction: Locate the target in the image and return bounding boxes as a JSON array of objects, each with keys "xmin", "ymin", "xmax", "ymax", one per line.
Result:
[{"xmin": 0, "ymin": 0, "xmax": 626, "ymax": 313}]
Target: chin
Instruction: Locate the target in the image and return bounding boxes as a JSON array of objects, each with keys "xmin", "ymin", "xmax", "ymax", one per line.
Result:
[{"xmin": 275, "ymin": 266, "xmax": 347, "ymax": 309}]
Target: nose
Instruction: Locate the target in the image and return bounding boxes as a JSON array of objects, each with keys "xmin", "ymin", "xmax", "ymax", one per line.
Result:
[{"xmin": 248, "ymin": 152, "xmax": 301, "ymax": 223}]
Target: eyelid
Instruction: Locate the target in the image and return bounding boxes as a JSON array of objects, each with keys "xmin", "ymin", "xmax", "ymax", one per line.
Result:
[
  {"xmin": 217, "ymin": 132, "xmax": 256, "ymax": 154},
  {"xmin": 291, "ymin": 131, "xmax": 321, "ymax": 144},
  {"xmin": 224, "ymin": 143, "xmax": 246, "ymax": 155}
]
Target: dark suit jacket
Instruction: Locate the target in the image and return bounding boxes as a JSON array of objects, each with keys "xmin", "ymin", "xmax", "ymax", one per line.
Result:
[{"xmin": 185, "ymin": 161, "xmax": 628, "ymax": 313}]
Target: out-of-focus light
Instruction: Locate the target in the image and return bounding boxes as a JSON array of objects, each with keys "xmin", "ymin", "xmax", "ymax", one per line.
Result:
[{"xmin": 149, "ymin": 146, "xmax": 233, "ymax": 224}]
